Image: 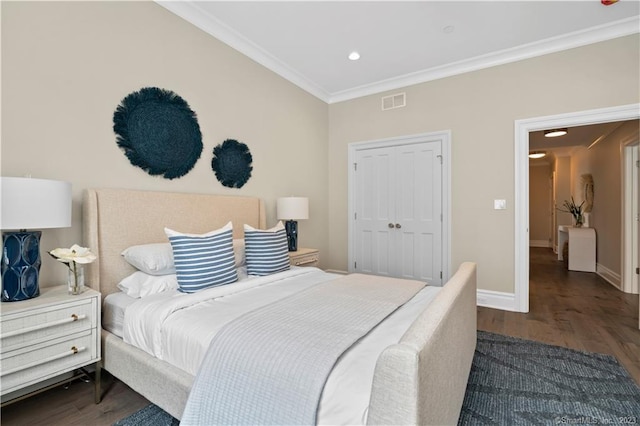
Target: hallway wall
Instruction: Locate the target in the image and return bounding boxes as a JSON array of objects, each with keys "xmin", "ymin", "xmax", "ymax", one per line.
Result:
[
  {"xmin": 570, "ymin": 120, "xmax": 640, "ymax": 287},
  {"xmin": 529, "ymin": 163, "xmax": 552, "ymax": 247}
]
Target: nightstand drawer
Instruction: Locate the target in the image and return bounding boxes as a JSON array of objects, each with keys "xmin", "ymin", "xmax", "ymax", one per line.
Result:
[
  {"xmin": 0, "ymin": 328, "xmax": 98, "ymax": 394},
  {"xmin": 0, "ymin": 298, "xmax": 96, "ymax": 353},
  {"xmin": 291, "ymin": 252, "xmax": 319, "ymax": 267}
]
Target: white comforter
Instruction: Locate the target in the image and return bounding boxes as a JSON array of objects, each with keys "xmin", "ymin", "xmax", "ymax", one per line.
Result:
[{"xmin": 123, "ymin": 267, "xmax": 441, "ymax": 425}]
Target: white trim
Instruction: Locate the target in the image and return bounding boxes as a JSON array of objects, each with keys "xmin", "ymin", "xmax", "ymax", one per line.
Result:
[
  {"xmin": 476, "ymin": 289, "xmax": 518, "ymax": 312},
  {"xmin": 622, "ymin": 143, "xmax": 639, "ymax": 294},
  {"xmin": 515, "ymin": 104, "xmax": 640, "ymax": 313},
  {"xmin": 330, "ymin": 17, "xmax": 640, "ymax": 104},
  {"xmin": 529, "ymin": 240, "xmax": 550, "ymax": 248},
  {"xmin": 597, "ymin": 263, "xmax": 622, "ymax": 290},
  {"xmin": 154, "ymin": 2, "xmax": 639, "ymax": 104},
  {"xmin": 347, "ymin": 131, "xmax": 451, "ymax": 283}
]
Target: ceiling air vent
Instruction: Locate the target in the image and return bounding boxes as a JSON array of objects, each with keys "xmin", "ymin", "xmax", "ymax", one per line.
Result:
[{"xmin": 381, "ymin": 92, "xmax": 406, "ymax": 111}]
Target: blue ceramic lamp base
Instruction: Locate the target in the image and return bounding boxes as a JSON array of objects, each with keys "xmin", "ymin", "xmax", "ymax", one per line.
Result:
[
  {"xmin": 284, "ymin": 220, "xmax": 298, "ymax": 252},
  {"xmin": 1, "ymin": 230, "xmax": 41, "ymax": 302}
]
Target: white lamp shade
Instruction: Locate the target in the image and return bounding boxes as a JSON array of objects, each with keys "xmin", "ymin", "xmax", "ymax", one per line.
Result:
[
  {"xmin": 1, "ymin": 177, "xmax": 72, "ymax": 230},
  {"xmin": 277, "ymin": 197, "xmax": 309, "ymax": 220}
]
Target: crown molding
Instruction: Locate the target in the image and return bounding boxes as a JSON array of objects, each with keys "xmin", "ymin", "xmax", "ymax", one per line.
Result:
[
  {"xmin": 156, "ymin": 1, "xmax": 639, "ymax": 105},
  {"xmin": 329, "ymin": 16, "xmax": 640, "ymax": 104}
]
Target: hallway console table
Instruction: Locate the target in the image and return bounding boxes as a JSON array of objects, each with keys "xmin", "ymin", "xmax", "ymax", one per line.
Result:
[{"xmin": 557, "ymin": 225, "xmax": 596, "ymax": 272}]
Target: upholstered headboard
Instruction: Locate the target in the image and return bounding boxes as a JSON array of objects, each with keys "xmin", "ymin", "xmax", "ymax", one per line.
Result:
[{"xmin": 83, "ymin": 188, "xmax": 266, "ymax": 300}]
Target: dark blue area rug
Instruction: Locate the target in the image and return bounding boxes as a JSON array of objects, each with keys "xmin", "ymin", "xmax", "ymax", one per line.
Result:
[
  {"xmin": 114, "ymin": 331, "xmax": 640, "ymax": 425},
  {"xmin": 113, "ymin": 403, "xmax": 179, "ymax": 426},
  {"xmin": 459, "ymin": 331, "xmax": 640, "ymax": 425}
]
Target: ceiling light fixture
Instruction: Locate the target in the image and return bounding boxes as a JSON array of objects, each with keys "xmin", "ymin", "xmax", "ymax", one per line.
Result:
[
  {"xmin": 348, "ymin": 51, "xmax": 360, "ymax": 61},
  {"xmin": 528, "ymin": 151, "xmax": 546, "ymax": 159},
  {"xmin": 544, "ymin": 128, "xmax": 568, "ymax": 138}
]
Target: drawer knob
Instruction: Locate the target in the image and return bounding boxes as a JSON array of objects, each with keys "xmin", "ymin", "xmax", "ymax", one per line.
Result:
[
  {"xmin": 71, "ymin": 314, "xmax": 78, "ymax": 321},
  {"xmin": 71, "ymin": 346, "xmax": 78, "ymax": 354}
]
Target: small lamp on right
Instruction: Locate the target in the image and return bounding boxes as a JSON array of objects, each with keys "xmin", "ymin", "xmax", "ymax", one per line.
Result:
[{"xmin": 276, "ymin": 197, "xmax": 309, "ymax": 252}]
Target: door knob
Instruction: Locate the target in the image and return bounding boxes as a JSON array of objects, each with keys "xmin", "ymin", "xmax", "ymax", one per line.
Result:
[
  {"xmin": 395, "ymin": 223, "xmax": 401, "ymax": 229},
  {"xmin": 388, "ymin": 223, "xmax": 394, "ymax": 228}
]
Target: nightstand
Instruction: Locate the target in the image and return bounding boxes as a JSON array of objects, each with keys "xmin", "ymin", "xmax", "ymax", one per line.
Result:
[
  {"xmin": 289, "ymin": 247, "xmax": 320, "ymax": 267},
  {"xmin": 0, "ymin": 285, "xmax": 101, "ymax": 404}
]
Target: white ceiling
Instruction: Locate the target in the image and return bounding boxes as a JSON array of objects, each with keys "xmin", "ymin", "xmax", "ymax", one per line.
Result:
[
  {"xmin": 158, "ymin": 1, "xmax": 639, "ymax": 104},
  {"xmin": 528, "ymin": 119, "xmax": 638, "ymax": 163}
]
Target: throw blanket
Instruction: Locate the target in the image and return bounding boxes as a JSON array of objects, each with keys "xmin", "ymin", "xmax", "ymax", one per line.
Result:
[{"xmin": 181, "ymin": 273, "xmax": 425, "ymax": 426}]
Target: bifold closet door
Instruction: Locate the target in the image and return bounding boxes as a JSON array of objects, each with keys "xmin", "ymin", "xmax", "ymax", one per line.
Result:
[{"xmin": 354, "ymin": 141, "xmax": 442, "ymax": 285}]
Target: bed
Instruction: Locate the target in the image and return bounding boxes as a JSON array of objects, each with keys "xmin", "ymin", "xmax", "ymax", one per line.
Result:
[{"xmin": 83, "ymin": 187, "xmax": 477, "ymax": 425}]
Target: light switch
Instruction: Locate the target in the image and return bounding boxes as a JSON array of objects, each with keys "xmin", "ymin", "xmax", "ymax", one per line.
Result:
[{"xmin": 494, "ymin": 199, "xmax": 507, "ymax": 210}]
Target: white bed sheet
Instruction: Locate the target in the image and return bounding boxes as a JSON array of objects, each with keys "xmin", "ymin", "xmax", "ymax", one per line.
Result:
[
  {"xmin": 102, "ymin": 291, "xmax": 136, "ymax": 337},
  {"xmin": 103, "ymin": 267, "xmax": 251, "ymax": 337},
  {"xmin": 122, "ymin": 267, "xmax": 441, "ymax": 425}
]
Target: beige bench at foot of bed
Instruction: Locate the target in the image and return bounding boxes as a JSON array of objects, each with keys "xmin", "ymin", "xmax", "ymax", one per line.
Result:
[{"xmin": 367, "ymin": 262, "xmax": 477, "ymax": 426}]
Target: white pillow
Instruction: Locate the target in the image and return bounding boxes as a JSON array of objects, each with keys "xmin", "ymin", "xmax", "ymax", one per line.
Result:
[
  {"xmin": 117, "ymin": 271, "xmax": 178, "ymax": 298},
  {"xmin": 121, "ymin": 243, "xmax": 175, "ymax": 275},
  {"xmin": 122, "ymin": 239, "xmax": 245, "ymax": 276}
]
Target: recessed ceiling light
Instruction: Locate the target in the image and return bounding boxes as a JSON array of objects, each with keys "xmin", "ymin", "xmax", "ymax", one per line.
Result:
[
  {"xmin": 348, "ymin": 51, "xmax": 360, "ymax": 61},
  {"xmin": 544, "ymin": 128, "xmax": 568, "ymax": 138},
  {"xmin": 528, "ymin": 151, "xmax": 546, "ymax": 159},
  {"xmin": 443, "ymin": 25, "xmax": 455, "ymax": 34}
]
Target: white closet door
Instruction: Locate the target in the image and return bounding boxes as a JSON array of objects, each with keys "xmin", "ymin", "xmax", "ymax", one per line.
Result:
[
  {"xmin": 353, "ymin": 140, "xmax": 442, "ymax": 284},
  {"xmin": 354, "ymin": 146, "xmax": 396, "ymax": 277},
  {"xmin": 395, "ymin": 142, "xmax": 442, "ymax": 284}
]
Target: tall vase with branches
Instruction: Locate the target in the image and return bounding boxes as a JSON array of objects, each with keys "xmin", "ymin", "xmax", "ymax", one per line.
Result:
[{"xmin": 558, "ymin": 197, "xmax": 585, "ymax": 228}]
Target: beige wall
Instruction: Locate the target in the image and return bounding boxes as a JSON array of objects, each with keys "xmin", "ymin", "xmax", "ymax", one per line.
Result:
[
  {"xmin": 328, "ymin": 35, "xmax": 639, "ymax": 293},
  {"xmin": 570, "ymin": 120, "xmax": 640, "ymax": 277},
  {"xmin": 529, "ymin": 164, "xmax": 552, "ymax": 245},
  {"xmin": 1, "ymin": 2, "xmax": 329, "ymax": 287}
]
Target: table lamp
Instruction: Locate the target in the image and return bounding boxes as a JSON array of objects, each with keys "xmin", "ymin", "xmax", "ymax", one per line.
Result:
[
  {"xmin": 276, "ymin": 197, "xmax": 309, "ymax": 252},
  {"xmin": 1, "ymin": 177, "xmax": 72, "ymax": 302}
]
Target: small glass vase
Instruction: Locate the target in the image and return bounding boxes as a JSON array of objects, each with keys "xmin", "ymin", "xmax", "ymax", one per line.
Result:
[
  {"xmin": 574, "ymin": 215, "xmax": 584, "ymax": 228},
  {"xmin": 68, "ymin": 263, "xmax": 85, "ymax": 295}
]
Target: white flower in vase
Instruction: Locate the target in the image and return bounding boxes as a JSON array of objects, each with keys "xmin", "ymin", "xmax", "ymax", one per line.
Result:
[{"xmin": 49, "ymin": 244, "xmax": 97, "ymax": 294}]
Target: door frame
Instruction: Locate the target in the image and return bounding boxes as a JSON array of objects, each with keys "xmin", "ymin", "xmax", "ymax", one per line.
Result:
[
  {"xmin": 623, "ymin": 142, "xmax": 639, "ymax": 294},
  {"xmin": 515, "ymin": 103, "xmax": 640, "ymax": 313},
  {"xmin": 347, "ymin": 131, "xmax": 451, "ymax": 282}
]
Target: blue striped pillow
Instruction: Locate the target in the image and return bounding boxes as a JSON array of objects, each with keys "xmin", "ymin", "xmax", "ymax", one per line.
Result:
[
  {"xmin": 244, "ymin": 222, "xmax": 290, "ymax": 276},
  {"xmin": 165, "ymin": 222, "xmax": 238, "ymax": 293}
]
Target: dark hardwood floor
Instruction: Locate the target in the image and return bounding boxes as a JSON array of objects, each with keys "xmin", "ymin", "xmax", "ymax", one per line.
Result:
[
  {"xmin": 478, "ymin": 247, "xmax": 640, "ymax": 385},
  {"xmin": 2, "ymin": 246, "xmax": 639, "ymax": 425},
  {"xmin": 1, "ymin": 373, "xmax": 149, "ymax": 426}
]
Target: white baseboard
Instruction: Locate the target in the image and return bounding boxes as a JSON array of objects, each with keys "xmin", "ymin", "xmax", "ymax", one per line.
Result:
[
  {"xmin": 476, "ymin": 289, "xmax": 519, "ymax": 312},
  {"xmin": 529, "ymin": 240, "xmax": 551, "ymax": 248},
  {"xmin": 596, "ymin": 263, "xmax": 622, "ymax": 290}
]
